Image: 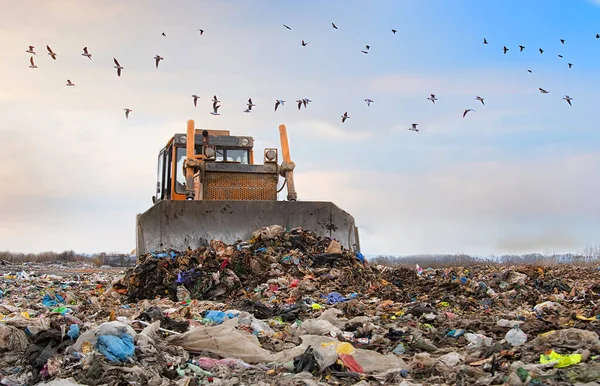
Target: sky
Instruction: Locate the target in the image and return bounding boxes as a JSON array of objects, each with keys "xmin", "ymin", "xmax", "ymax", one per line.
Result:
[{"xmin": 1, "ymin": 0, "xmax": 600, "ymax": 256}]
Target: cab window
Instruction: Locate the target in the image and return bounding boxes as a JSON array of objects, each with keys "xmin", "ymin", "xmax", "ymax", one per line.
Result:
[{"xmin": 175, "ymin": 147, "xmax": 186, "ymax": 194}]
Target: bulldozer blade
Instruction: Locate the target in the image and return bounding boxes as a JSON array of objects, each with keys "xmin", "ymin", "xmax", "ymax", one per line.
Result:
[{"xmin": 135, "ymin": 200, "xmax": 360, "ymax": 256}]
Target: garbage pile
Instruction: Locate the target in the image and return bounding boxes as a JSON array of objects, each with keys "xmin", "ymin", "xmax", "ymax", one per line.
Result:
[{"xmin": 2, "ymin": 226, "xmax": 600, "ymax": 385}]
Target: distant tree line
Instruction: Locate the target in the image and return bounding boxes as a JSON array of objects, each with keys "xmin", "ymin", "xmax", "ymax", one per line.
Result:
[
  {"xmin": 369, "ymin": 244, "xmax": 600, "ymax": 268},
  {"xmin": 0, "ymin": 250, "xmax": 136, "ymax": 267}
]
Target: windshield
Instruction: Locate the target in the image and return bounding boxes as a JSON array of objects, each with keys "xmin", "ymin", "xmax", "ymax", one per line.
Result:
[{"xmin": 215, "ymin": 148, "xmax": 249, "ymax": 164}]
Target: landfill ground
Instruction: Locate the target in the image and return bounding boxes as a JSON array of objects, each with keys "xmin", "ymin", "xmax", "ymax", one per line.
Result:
[{"xmin": 2, "ymin": 227, "xmax": 600, "ymax": 385}]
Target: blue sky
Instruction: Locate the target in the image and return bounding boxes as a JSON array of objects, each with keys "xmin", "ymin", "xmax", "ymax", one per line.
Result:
[{"xmin": 0, "ymin": 0, "xmax": 599, "ymax": 256}]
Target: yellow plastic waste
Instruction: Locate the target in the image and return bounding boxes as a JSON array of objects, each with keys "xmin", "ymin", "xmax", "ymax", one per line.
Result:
[
  {"xmin": 438, "ymin": 302, "xmax": 450, "ymax": 307},
  {"xmin": 20, "ymin": 311, "xmax": 30, "ymax": 319},
  {"xmin": 540, "ymin": 351, "xmax": 582, "ymax": 368},
  {"xmin": 311, "ymin": 303, "xmax": 322, "ymax": 310},
  {"xmin": 81, "ymin": 341, "xmax": 93, "ymax": 354},
  {"xmin": 336, "ymin": 342, "xmax": 355, "ymax": 355},
  {"xmin": 321, "ymin": 341, "xmax": 356, "ymax": 355},
  {"xmin": 576, "ymin": 314, "xmax": 597, "ymax": 322}
]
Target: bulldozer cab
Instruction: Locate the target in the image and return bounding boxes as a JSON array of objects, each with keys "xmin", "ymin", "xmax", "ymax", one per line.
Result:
[{"xmin": 154, "ymin": 124, "xmax": 288, "ymax": 204}]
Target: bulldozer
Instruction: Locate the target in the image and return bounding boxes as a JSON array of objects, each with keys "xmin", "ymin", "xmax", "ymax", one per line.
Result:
[{"xmin": 135, "ymin": 120, "xmax": 361, "ymax": 256}]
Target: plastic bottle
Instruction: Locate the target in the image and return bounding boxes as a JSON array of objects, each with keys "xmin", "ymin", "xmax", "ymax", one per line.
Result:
[{"xmin": 505, "ymin": 326, "xmax": 527, "ymax": 346}]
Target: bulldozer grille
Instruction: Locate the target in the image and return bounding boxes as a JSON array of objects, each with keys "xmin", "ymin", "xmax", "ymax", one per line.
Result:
[{"xmin": 203, "ymin": 172, "xmax": 278, "ymax": 200}]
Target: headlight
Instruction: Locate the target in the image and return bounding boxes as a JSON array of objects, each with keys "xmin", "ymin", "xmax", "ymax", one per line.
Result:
[
  {"xmin": 241, "ymin": 137, "xmax": 249, "ymax": 147},
  {"xmin": 264, "ymin": 148, "xmax": 277, "ymax": 162},
  {"xmin": 204, "ymin": 147, "xmax": 216, "ymax": 158}
]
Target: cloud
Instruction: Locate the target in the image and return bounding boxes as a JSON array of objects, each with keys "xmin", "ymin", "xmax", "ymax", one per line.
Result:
[
  {"xmin": 294, "ymin": 151, "xmax": 600, "ymax": 256},
  {"xmin": 292, "ymin": 120, "xmax": 374, "ymax": 141},
  {"xmin": 369, "ymin": 69, "xmax": 535, "ymax": 96}
]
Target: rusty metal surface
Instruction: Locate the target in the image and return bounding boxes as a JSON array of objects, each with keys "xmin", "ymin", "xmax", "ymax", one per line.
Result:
[
  {"xmin": 135, "ymin": 200, "xmax": 360, "ymax": 256},
  {"xmin": 203, "ymin": 172, "xmax": 277, "ymax": 200}
]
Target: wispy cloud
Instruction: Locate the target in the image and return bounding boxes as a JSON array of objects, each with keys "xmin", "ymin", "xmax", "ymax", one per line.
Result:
[
  {"xmin": 369, "ymin": 69, "xmax": 535, "ymax": 96},
  {"xmin": 294, "ymin": 151, "xmax": 600, "ymax": 255}
]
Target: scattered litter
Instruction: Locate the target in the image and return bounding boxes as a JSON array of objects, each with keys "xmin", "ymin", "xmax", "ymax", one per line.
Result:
[{"xmin": 2, "ymin": 226, "xmax": 600, "ymax": 384}]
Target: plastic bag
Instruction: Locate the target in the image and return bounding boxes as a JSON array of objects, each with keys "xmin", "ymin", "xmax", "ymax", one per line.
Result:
[
  {"xmin": 204, "ymin": 310, "xmax": 238, "ymax": 324},
  {"xmin": 166, "ymin": 318, "xmax": 304, "ymax": 363},
  {"xmin": 67, "ymin": 324, "xmax": 79, "ymax": 340},
  {"xmin": 505, "ymin": 326, "xmax": 527, "ymax": 347},
  {"xmin": 313, "ymin": 343, "xmax": 338, "ymax": 371},
  {"xmin": 96, "ymin": 334, "xmax": 135, "ymax": 362},
  {"xmin": 540, "ymin": 350, "xmax": 582, "ymax": 368},
  {"xmin": 317, "ymin": 308, "xmax": 347, "ymax": 329},
  {"xmin": 531, "ymin": 328, "xmax": 600, "ymax": 352},
  {"xmin": 465, "ymin": 333, "xmax": 492, "ymax": 349},
  {"xmin": 297, "ymin": 319, "xmax": 343, "ymax": 337},
  {"xmin": 250, "ymin": 319, "xmax": 275, "ymax": 337}
]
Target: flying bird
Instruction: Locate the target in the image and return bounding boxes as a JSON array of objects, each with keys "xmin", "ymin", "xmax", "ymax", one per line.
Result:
[
  {"xmin": 596, "ymin": 34, "xmax": 599, "ymax": 39},
  {"xmin": 568, "ymin": 63, "xmax": 573, "ymax": 68},
  {"xmin": 427, "ymin": 94, "xmax": 438, "ymax": 104},
  {"xmin": 527, "ymin": 69, "xmax": 532, "ymax": 73},
  {"xmin": 28, "ymin": 56, "xmax": 37, "ymax": 68},
  {"xmin": 113, "ymin": 58, "xmax": 123, "ymax": 77},
  {"xmin": 154, "ymin": 55, "xmax": 164, "ymax": 69},
  {"xmin": 246, "ymin": 98, "xmax": 256, "ymax": 111},
  {"xmin": 124, "ymin": 108, "xmax": 132, "ymax": 119},
  {"xmin": 192, "ymin": 95, "xmax": 200, "ymax": 107},
  {"xmin": 392, "ymin": 29, "xmax": 397, "ymax": 34},
  {"xmin": 301, "ymin": 40, "xmax": 308, "ymax": 46},
  {"xmin": 519, "ymin": 45, "xmax": 525, "ymax": 52},
  {"xmin": 212, "ymin": 95, "xmax": 221, "ymax": 104},
  {"xmin": 283, "ymin": 25, "xmax": 291, "ymax": 30},
  {"xmin": 82, "ymin": 47, "xmax": 92, "ymax": 59},
  {"xmin": 563, "ymin": 95, "xmax": 573, "ymax": 106},
  {"xmin": 476, "ymin": 96, "xmax": 485, "ymax": 106},
  {"xmin": 560, "ymin": 39, "xmax": 565, "ymax": 44},
  {"xmin": 366, "ymin": 45, "xmax": 370, "ymax": 50},
  {"xmin": 211, "ymin": 101, "xmax": 221, "ymax": 116},
  {"xmin": 409, "ymin": 123, "xmax": 419, "ymax": 133},
  {"xmin": 361, "ymin": 50, "xmax": 369, "ymax": 54},
  {"xmin": 332, "ymin": 23, "xmax": 338, "ymax": 29},
  {"xmin": 539, "ymin": 88, "xmax": 549, "ymax": 94},
  {"xmin": 66, "ymin": 79, "xmax": 75, "ymax": 87},
  {"xmin": 539, "ymin": 48, "xmax": 544, "ymax": 54},
  {"xmin": 364, "ymin": 98, "xmax": 373, "ymax": 106},
  {"xmin": 341, "ymin": 111, "xmax": 349, "ymax": 123},
  {"xmin": 26, "ymin": 46, "xmax": 35, "ymax": 55},
  {"xmin": 558, "ymin": 54, "xmax": 563, "ymax": 58},
  {"xmin": 198, "ymin": 29, "xmax": 204, "ymax": 35},
  {"xmin": 302, "ymin": 98, "xmax": 312, "ymax": 108},
  {"xmin": 46, "ymin": 45, "xmax": 57, "ymax": 60},
  {"xmin": 296, "ymin": 99, "xmax": 303, "ymax": 110},
  {"xmin": 463, "ymin": 109, "xmax": 475, "ymax": 118},
  {"xmin": 503, "ymin": 46, "xmax": 509, "ymax": 54},
  {"xmin": 162, "ymin": 32, "xmax": 166, "ymax": 37},
  {"xmin": 483, "ymin": 38, "xmax": 488, "ymax": 44},
  {"xmin": 275, "ymin": 100, "xmax": 285, "ymax": 111}
]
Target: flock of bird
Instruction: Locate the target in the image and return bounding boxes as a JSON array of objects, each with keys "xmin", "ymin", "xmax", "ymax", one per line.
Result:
[{"xmin": 24, "ymin": 22, "xmax": 592, "ymax": 133}]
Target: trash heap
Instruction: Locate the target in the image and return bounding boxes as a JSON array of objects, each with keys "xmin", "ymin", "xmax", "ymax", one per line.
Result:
[{"xmin": 3, "ymin": 226, "xmax": 600, "ymax": 385}]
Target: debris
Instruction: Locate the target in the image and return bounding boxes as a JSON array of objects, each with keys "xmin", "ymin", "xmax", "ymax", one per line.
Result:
[{"xmin": 3, "ymin": 226, "xmax": 600, "ymax": 384}]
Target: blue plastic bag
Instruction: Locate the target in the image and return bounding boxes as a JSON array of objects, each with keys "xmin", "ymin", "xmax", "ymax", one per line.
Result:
[
  {"xmin": 355, "ymin": 252, "xmax": 365, "ymax": 263},
  {"xmin": 204, "ymin": 310, "xmax": 238, "ymax": 324},
  {"xmin": 96, "ymin": 334, "xmax": 135, "ymax": 362},
  {"xmin": 67, "ymin": 324, "xmax": 80, "ymax": 340},
  {"xmin": 42, "ymin": 293, "xmax": 65, "ymax": 308},
  {"xmin": 325, "ymin": 292, "xmax": 357, "ymax": 305}
]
